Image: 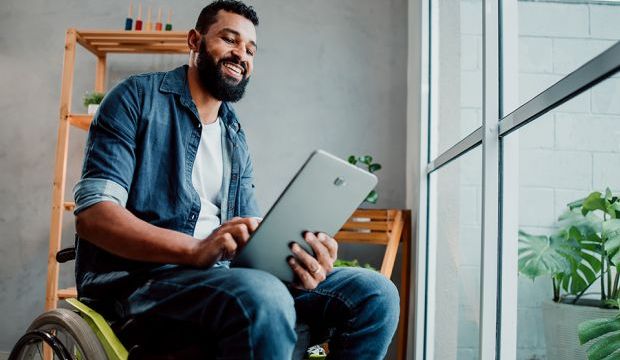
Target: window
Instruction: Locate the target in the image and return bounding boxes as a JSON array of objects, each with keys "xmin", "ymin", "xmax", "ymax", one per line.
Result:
[{"xmin": 413, "ymin": 0, "xmax": 620, "ymax": 358}]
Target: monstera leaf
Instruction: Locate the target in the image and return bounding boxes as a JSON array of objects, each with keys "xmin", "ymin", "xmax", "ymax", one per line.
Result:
[
  {"xmin": 604, "ymin": 219, "xmax": 620, "ymax": 266},
  {"xmin": 579, "ymin": 314, "xmax": 620, "ymax": 360},
  {"xmin": 518, "ymin": 230, "xmax": 580, "ymax": 280},
  {"xmin": 559, "ymin": 227, "xmax": 602, "ymax": 295},
  {"xmin": 559, "ymin": 208, "xmax": 603, "ymax": 237}
]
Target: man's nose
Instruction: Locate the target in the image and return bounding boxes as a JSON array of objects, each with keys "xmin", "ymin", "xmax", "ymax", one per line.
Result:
[{"xmin": 230, "ymin": 43, "xmax": 249, "ymax": 62}]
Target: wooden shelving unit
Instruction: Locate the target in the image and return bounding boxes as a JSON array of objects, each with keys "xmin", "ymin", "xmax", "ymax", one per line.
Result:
[
  {"xmin": 46, "ymin": 28, "xmax": 189, "ymax": 312},
  {"xmin": 335, "ymin": 209, "xmax": 411, "ymax": 359}
]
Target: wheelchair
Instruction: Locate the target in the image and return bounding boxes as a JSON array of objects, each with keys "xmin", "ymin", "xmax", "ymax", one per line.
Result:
[{"xmin": 9, "ymin": 247, "xmax": 327, "ymax": 360}]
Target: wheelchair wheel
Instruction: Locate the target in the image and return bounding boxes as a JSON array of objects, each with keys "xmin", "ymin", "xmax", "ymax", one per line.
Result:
[{"xmin": 9, "ymin": 308, "xmax": 107, "ymax": 360}]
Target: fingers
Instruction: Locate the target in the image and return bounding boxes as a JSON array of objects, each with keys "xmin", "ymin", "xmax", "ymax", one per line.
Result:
[
  {"xmin": 218, "ymin": 233, "xmax": 238, "ymax": 260},
  {"xmin": 288, "ymin": 257, "xmax": 320, "ymax": 290},
  {"xmin": 290, "ymin": 242, "xmax": 324, "ymax": 276},
  {"xmin": 225, "ymin": 223, "xmax": 251, "ymax": 245},
  {"xmin": 316, "ymin": 232, "xmax": 338, "ymax": 262},
  {"xmin": 222, "ymin": 217, "xmax": 260, "ymax": 233},
  {"xmin": 303, "ymin": 232, "xmax": 333, "ymax": 273}
]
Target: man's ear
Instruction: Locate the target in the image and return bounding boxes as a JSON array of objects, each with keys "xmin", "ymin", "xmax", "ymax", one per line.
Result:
[{"xmin": 187, "ymin": 29, "xmax": 201, "ymax": 53}]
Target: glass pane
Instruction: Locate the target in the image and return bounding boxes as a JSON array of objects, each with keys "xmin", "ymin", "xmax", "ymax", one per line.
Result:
[
  {"xmin": 508, "ymin": 74, "xmax": 620, "ymax": 359},
  {"xmin": 428, "ymin": 146, "xmax": 482, "ymax": 360},
  {"xmin": 505, "ymin": 0, "xmax": 620, "ymax": 115},
  {"xmin": 431, "ymin": 0, "xmax": 483, "ymax": 159}
]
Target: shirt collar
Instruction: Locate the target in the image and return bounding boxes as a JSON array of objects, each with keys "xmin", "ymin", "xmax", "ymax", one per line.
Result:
[{"xmin": 160, "ymin": 65, "xmax": 241, "ymax": 134}]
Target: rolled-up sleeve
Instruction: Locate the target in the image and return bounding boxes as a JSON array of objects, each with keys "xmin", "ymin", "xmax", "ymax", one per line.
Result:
[
  {"xmin": 73, "ymin": 178, "xmax": 129, "ymax": 214},
  {"xmin": 73, "ymin": 76, "xmax": 140, "ymax": 215}
]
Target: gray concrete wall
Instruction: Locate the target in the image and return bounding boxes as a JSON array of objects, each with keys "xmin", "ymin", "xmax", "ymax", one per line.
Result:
[{"xmin": 0, "ymin": 0, "xmax": 408, "ymax": 354}]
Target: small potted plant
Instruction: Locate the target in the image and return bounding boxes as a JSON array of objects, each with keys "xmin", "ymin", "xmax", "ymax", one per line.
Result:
[
  {"xmin": 519, "ymin": 188, "xmax": 620, "ymax": 359},
  {"xmin": 333, "ymin": 154, "xmax": 384, "ymax": 269},
  {"xmin": 347, "ymin": 155, "xmax": 382, "ymax": 204},
  {"xmin": 83, "ymin": 91, "xmax": 105, "ymax": 115}
]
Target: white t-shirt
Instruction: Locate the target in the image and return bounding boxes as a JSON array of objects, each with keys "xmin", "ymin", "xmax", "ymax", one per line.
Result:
[{"xmin": 191, "ymin": 117, "xmax": 223, "ymax": 239}]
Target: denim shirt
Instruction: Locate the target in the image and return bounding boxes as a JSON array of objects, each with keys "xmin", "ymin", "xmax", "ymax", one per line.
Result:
[{"xmin": 73, "ymin": 65, "xmax": 260, "ymax": 301}]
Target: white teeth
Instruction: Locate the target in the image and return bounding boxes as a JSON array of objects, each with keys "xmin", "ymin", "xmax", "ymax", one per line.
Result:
[{"xmin": 224, "ymin": 62, "xmax": 242, "ymax": 75}]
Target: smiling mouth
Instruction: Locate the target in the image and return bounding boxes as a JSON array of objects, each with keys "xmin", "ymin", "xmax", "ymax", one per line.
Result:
[{"xmin": 222, "ymin": 61, "xmax": 245, "ymax": 79}]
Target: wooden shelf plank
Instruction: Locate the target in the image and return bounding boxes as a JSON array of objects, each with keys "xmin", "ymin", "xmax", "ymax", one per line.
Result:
[
  {"xmin": 68, "ymin": 114, "xmax": 92, "ymax": 131},
  {"xmin": 57, "ymin": 287, "xmax": 77, "ymax": 299},
  {"xmin": 349, "ymin": 209, "xmax": 393, "ymax": 220},
  {"xmin": 341, "ymin": 220, "xmax": 390, "ymax": 231},
  {"xmin": 73, "ymin": 29, "xmax": 189, "ymax": 55},
  {"xmin": 335, "ymin": 231, "xmax": 389, "ymax": 244}
]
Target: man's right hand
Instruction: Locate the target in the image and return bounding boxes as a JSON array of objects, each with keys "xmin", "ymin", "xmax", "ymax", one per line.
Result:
[{"xmin": 189, "ymin": 217, "xmax": 260, "ymax": 267}]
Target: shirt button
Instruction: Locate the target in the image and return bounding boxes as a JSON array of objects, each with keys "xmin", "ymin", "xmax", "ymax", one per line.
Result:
[{"xmin": 190, "ymin": 214, "xmax": 196, "ymax": 220}]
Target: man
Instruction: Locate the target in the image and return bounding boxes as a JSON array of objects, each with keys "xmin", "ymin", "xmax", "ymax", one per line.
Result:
[{"xmin": 73, "ymin": 1, "xmax": 399, "ymax": 358}]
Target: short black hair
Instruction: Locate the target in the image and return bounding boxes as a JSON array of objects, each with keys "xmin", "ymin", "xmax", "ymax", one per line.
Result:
[{"xmin": 195, "ymin": 0, "xmax": 259, "ymax": 34}]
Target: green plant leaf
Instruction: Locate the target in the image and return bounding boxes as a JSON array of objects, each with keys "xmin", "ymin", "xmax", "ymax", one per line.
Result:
[
  {"xmin": 83, "ymin": 91, "xmax": 105, "ymax": 108},
  {"xmin": 583, "ymin": 191, "xmax": 606, "ymax": 216},
  {"xmin": 368, "ymin": 163, "xmax": 382, "ymax": 173},
  {"xmin": 359, "ymin": 155, "xmax": 372, "ymax": 165},
  {"xmin": 613, "ymin": 201, "xmax": 620, "ymax": 219},
  {"xmin": 579, "ymin": 316, "xmax": 620, "ymax": 345},
  {"xmin": 558, "ymin": 209, "xmax": 602, "ymax": 237},
  {"xmin": 581, "ymin": 320, "xmax": 620, "ymax": 360},
  {"xmin": 365, "ymin": 190, "xmax": 378, "ymax": 204},
  {"xmin": 568, "ymin": 197, "xmax": 586, "ymax": 210},
  {"xmin": 348, "ymin": 155, "xmax": 357, "ymax": 165},
  {"xmin": 334, "ymin": 259, "xmax": 360, "ymax": 267},
  {"xmin": 604, "ymin": 219, "xmax": 620, "ymax": 265},
  {"xmin": 518, "ymin": 230, "xmax": 577, "ymax": 280}
]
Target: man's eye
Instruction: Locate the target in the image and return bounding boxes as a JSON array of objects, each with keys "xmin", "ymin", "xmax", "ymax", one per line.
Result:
[
  {"xmin": 222, "ymin": 37, "xmax": 234, "ymax": 44},
  {"xmin": 246, "ymin": 49, "xmax": 255, "ymax": 56}
]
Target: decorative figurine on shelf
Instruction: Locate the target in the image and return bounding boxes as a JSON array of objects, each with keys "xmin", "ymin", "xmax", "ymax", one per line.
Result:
[
  {"xmin": 145, "ymin": 5, "xmax": 152, "ymax": 31},
  {"xmin": 156, "ymin": 7, "xmax": 163, "ymax": 31},
  {"xmin": 124, "ymin": 0, "xmax": 133, "ymax": 30},
  {"xmin": 165, "ymin": 8, "xmax": 172, "ymax": 31},
  {"xmin": 135, "ymin": 2, "xmax": 143, "ymax": 30}
]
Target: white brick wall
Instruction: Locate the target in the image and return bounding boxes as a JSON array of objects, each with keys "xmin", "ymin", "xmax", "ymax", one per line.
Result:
[
  {"xmin": 518, "ymin": 113, "xmax": 555, "ymax": 149},
  {"xmin": 460, "ymin": 1, "xmax": 483, "ymax": 36},
  {"xmin": 592, "ymin": 78, "xmax": 620, "ymax": 115},
  {"xmin": 520, "ymin": 37, "xmax": 553, "ymax": 73},
  {"xmin": 519, "ymin": 187, "xmax": 555, "ymax": 227},
  {"xmin": 592, "ymin": 153, "xmax": 620, "ymax": 192},
  {"xmin": 555, "ymin": 113, "xmax": 620, "ymax": 152},
  {"xmin": 590, "ymin": 6, "xmax": 620, "ymax": 39},
  {"xmin": 519, "ymin": 149, "xmax": 592, "ymax": 189},
  {"xmin": 461, "ymin": 35, "xmax": 481, "ymax": 71},
  {"xmin": 552, "ymin": 38, "xmax": 615, "ymax": 74},
  {"xmin": 461, "ymin": 70, "xmax": 483, "ymax": 108},
  {"xmin": 518, "ymin": 2, "xmax": 590, "ymax": 38}
]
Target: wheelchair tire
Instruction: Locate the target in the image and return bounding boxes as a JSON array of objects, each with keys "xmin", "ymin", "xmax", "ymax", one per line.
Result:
[{"xmin": 10, "ymin": 308, "xmax": 107, "ymax": 360}]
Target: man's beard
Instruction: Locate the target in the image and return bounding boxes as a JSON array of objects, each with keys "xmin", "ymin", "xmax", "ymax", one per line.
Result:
[{"xmin": 196, "ymin": 39, "xmax": 250, "ymax": 103}]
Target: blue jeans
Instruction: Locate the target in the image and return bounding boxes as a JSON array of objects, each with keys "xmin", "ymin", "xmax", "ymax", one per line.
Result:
[{"xmin": 119, "ymin": 265, "xmax": 400, "ymax": 359}]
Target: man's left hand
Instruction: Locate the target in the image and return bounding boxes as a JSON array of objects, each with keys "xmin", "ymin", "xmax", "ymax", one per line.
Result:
[{"xmin": 288, "ymin": 231, "xmax": 338, "ymax": 290}]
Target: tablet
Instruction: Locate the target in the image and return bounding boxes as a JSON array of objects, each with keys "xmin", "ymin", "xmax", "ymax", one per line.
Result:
[{"xmin": 231, "ymin": 149, "xmax": 378, "ymax": 283}]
